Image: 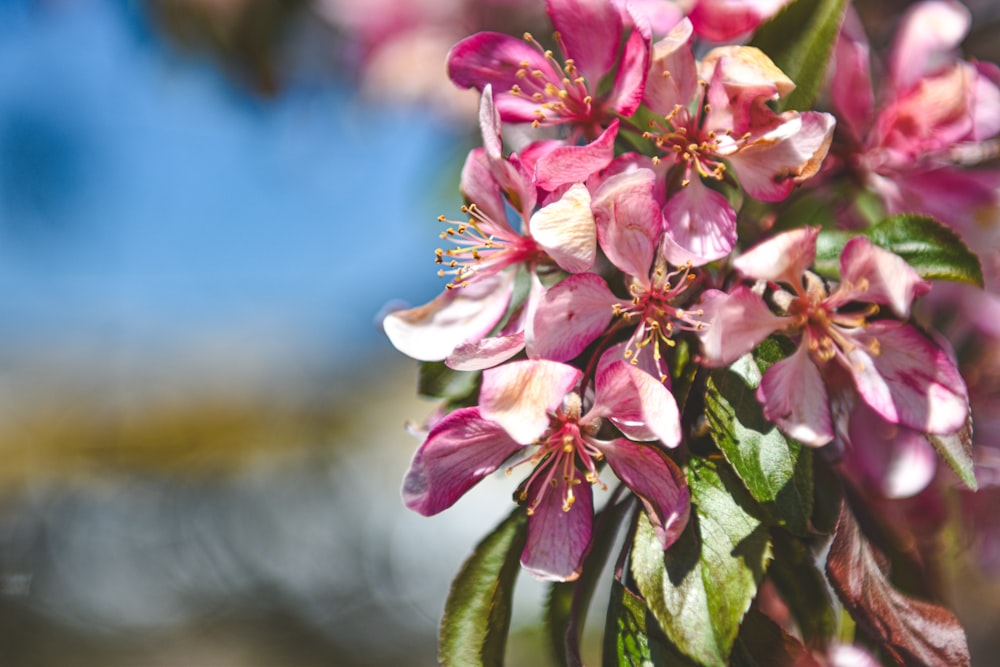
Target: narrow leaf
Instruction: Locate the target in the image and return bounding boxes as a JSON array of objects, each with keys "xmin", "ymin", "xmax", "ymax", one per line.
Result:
[
  {"xmin": 825, "ymin": 502, "xmax": 970, "ymax": 667},
  {"xmin": 440, "ymin": 508, "xmax": 527, "ymax": 667},
  {"xmin": 631, "ymin": 458, "xmax": 772, "ymax": 667},
  {"xmin": 705, "ymin": 350, "xmax": 813, "ymax": 535},
  {"xmin": 749, "ymin": 0, "xmax": 848, "ymax": 112},
  {"xmin": 867, "ymin": 214, "xmax": 984, "ymax": 287}
]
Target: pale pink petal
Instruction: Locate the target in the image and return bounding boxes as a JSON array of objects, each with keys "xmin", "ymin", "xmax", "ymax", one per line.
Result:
[
  {"xmin": 848, "ymin": 321, "xmax": 969, "ymax": 435},
  {"xmin": 888, "ymin": 0, "xmax": 970, "ymax": 90},
  {"xmin": 383, "ymin": 272, "xmax": 514, "ymax": 361},
  {"xmin": 661, "ymin": 178, "xmax": 737, "ymax": 266},
  {"xmin": 546, "ymin": 0, "xmax": 622, "ymax": 84},
  {"xmin": 447, "ymin": 333, "xmax": 526, "ymax": 371},
  {"xmin": 757, "ymin": 342, "xmax": 834, "ymax": 447},
  {"xmin": 643, "ymin": 19, "xmax": 698, "ymax": 113},
  {"xmin": 726, "ymin": 111, "xmax": 836, "ymax": 202},
  {"xmin": 529, "ymin": 273, "xmax": 618, "ymax": 361},
  {"xmin": 607, "ymin": 20, "xmax": 651, "ymax": 117},
  {"xmin": 837, "ymin": 237, "xmax": 930, "ymax": 317},
  {"xmin": 828, "ymin": 8, "xmax": 875, "ymax": 142},
  {"xmin": 597, "ymin": 341, "xmax": 671, "ymax": 389},
  {"xmin": 689, "ymin": 0, "xmax": 789, "ymax": 43},
  {"xmin": 534, "ymin": 120, "xmax": 619, "ymax": 191},
  {"xmin": 402, "ymin": 407, "xmax": 523, "ymax": 516},
  {"xmin": 702, "ymin": 45, "xmax": 792, "ymax": 135},
  {"xmin": 845, "ymin": 402, "xmax": 937, "ymax": 499},
  {"xmin": 828, "ymin": 643, "xmax": 882, "ymax": 667},
  {"xmin": 592, "ymin": 168, "xmax": 660, "ymax": 278},
  {"xmin": 733, "ymin": 226, "xmax": 819, "ymax": 286},
  {"xmin": 697, "ymin": 286, "xmax": 789, "ymax": 367},
  {"xmin": 599, "ymin": 438, "xmax": 689, "ymax": 549},
  {"xmin": 478, "ymin": 84, "xmax": 503, "ymax": 161},
  {"xmin": 530, "ymin": 183, "xmax": 597, "ymax": 273},
  {"xmin": 589, "ymin": 360, "xmax": 682, "ymax": 446},
  {"xmin": 521, "ymin": 468, "xmax": 594, "ymax": 581},
  {"xmin": 972, "ymin": 61, "xmax": 1000, "ymax": 141},
  {"xmin": 619, "ymin": 0, "xmax": 684, "ymax": 37},
  {"xmin": 480, "ymin": 359, "xmax": 582, "ymax": 444}
]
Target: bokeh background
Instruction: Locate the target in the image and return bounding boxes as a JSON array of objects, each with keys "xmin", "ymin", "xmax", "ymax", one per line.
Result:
[{"xmin": 1, "ymin": 1, "xmax": 1000, "ymax": 666}]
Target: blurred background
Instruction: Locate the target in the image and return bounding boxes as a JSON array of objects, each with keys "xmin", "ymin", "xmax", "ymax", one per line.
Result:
[{"xmin": 0, "ymin": 1, "xmax": 999, "ymax": 666}]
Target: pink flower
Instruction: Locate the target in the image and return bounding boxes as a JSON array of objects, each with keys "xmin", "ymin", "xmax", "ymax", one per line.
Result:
[
  {"xmin": 642, "ymin": 20, "xmax": 835, "ymax": 265},
  {"xmin": 698, "ymin": 228, "xmax": 969, "ymax": 447},
  {"xmin": 383, "ymin": 87, "xmax": 601, "ymax": 369},
  {"xmin": 402, "ymin": 359, "xmax": 689, "ymax": 581},
  {"xmin": 447, "ymin": 0, "xmax": 650, "ymax": 138}
]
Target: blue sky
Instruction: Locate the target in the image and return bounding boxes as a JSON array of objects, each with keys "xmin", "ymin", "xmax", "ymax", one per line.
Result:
[{"xmin": 0, "ymin": 0, "xmax": 458, "ymax": 362}]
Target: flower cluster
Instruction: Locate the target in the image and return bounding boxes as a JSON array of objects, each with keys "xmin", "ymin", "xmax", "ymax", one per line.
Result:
[{"xmin": 382, "ymin": 0, "xmax": 995, "ymax": 664}]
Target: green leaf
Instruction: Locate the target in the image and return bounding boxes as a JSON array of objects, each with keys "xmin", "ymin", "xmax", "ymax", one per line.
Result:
[
  {"xmin": 418, "ymin": 361, "xmax": 480, "ymax": 403},
  {"xmin": 705, "ymin": 350, "xmax": 813, "ymax": 535},
  {"xmin": 631, "ymin": 458, "xmax": 773, "ymax": 667},
  {"xmin": 603, "ymin": 578, "xmax": 701, "ymax": 667},
  {"xmin": 866, "ymin": 214, "xmax": 984, "ymax": 287},
  {"xmin": 749, "ymin": 0, "xmax": 848, "ymax": 112},
  {"xmin": 927, "ymin": 416, "xmax": 977, "ymax": 491},
  {"xmin": 814, "ymin": 215, "xmax": 984, "ymax": 287},
  {"xmin": 439, "ymin": 508, "xmax": 527, "ymax": 667}
]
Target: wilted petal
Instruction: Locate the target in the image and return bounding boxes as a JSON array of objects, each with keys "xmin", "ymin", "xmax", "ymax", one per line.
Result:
[
  {"xmin": 733, "ymin": 226, "xmax": 819, "ymax": 286},
  {"xmin": 521, "ymin": 468, "xmax": 593, "ymax": 581},
  {"xmin": 481, "ymin": 359, "xmax": 582, "ymax": 444},
  {"xmin": 592, "ymin": 168, "xmax": 660, "ymax": 278},
  {"xmin": 590, "ymin": 361, "xmax": 682, "ymax": 446},
  {"xmin": 697, "ymin": 286, "xmax": 789, "ymax": 367},
  {"xmin": 758, "ymin": 342, "xmax": 834, "ymax": 446},
  {"xmin": 837, "ymin": 237, "xmax": 930, "ymax": 317},
  {"xmin": 661, "ymin": 178, "xmax": 737, "ymax": 266},
  {"xmin": 535, "ymin": 120, "xmax": 619, "ymax": 190},
  {"xmin": 848, "ymin": 321, "xmax": 969, "ymax": 435},
  {"xmin": 530, "ymin": 183, "xmax": 597, "ymax": 273},
  {"xmin": 383, "ymin": 272, "xmax": 514, "ymax": 361},
  {"xmin": 447, "ymin": 333, "xmax": 525, "ymax": 371},
  {"xmin": 530, "ymin": 273, "xmax": 618, "ymax": 361},
  {"xmin": 726, "ymin": 111, "xmax": 836, "ymax": 202},
  {"xmin": 845, "ymin": 402, "xmax": 937, "ymax": 499},
  {"xmin": 888, "ymin": 0, "xmax": 970, "ymax": 90},
  {"xmin": 402, "ymin": 407, "xmax": 523, "ymax": 516},
  {"xmin": 600, "ymin": 438, "xmax": 689, "ymax": 549},
  {"xmin": 644, "ymin": 19, "xmax": 698, "ymax": 113}
]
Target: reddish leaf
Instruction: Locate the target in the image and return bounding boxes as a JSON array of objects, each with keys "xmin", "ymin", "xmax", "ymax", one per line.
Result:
[{"xmin": 825, "ymin": 503, "xmax": 970, "ymax": 667}]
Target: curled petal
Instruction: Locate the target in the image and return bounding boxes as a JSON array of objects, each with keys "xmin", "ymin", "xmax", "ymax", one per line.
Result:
[
  {"xmin": 733, "ymin": 226, "xmax": 819, "ymax": 286},
  {"xmin": 521, "ymin": 468, "xmax": 593, "ymax": 581},
  {"xmin": 530, "ymin": 273, "xmax": 618, "ymax": 362},
  {"xmin": 592, "ymin": 168, "xmax": 661, "ymax": 278},
  {"xmin": 600, "ymin": 438, "xmax": 689, "ymax": 549},
  {"xmin": 383, "ymin": 272, "xmax": 514, "ymax": 361},
  {"xmin": 534, "ymin": 120, "xmax": 619, "ymax": 191},
  {"xmin": 757, "ymin": 342, "xmax": 834, "ymax": 447},
  {"xmin": 697, "ymin": 286, "xmax": 789, "ymax": 367},
  {"xmin": 837, "ymin": 237, "xmax": 930, "ymax": 317},
  {"xmin": 702, "ymin": 45, "xmax": 793, "ymax": 134},
  {"xmin": 661, "ymin": 178, "xmax": 737, "ymax": 267},
  {"xmin": 481, "ymin": 359, "xmax": 582, "ymax": 444},
  {"xmin": 590, "ymin": 361, "xmax": 682, "ymax": 446},
  {"xmin": 530, "ymin": 183, "xmax": 597, "ymax": 273},
  {"xmin": 402, "ymin": 407, "xmax": 523, "ymax": 516}
]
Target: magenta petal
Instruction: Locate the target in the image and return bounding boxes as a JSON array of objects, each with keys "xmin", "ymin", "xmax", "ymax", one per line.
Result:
[
  {"xmin": 607, "ymin": 22, "xmax": 650, "ymax": 117},
  {"xmin": 689, "ymin": 0, "xmax": 789, "ymax": 42},
  {"xmin": 600, "ymin": 438, "xmax": 689, "ymax": 549},
  {"xmin": 644, "ymin": 19, "xmax": 697, "ymax": 113},
  {"xmin": 757, "ymin": 343, "xmax": 834, "ymax": 446},
  {"xmin": 697, "ymin": 286, "xmax": 789, "ymax": 367},
  {"xmin": 733, "ymin": 226, "xmax": 819, "ymax": 286},
  {"xmin": 837, "ymin": 237, "xmax": 930, "ymax": 317},
  {"xmin": 546, "ymin": 0, "xmax": 622, "ymax": 84},
  {"xmin": 845, "ymin": 402, "xmax": 937, "ymax": 499},
  {"xmin": 592, "ymin": 168, "xmax": 660, "ymax": 278},
  {"xmin": 590, "ymin": 361, "xmax": 681, "ymax": 446},
  {"xmin": 829, "ymin": 8, "xmax": 875, "ymax": 142},
  {"xmin": 530, "ymin": 273, "xmax": 618, "ymax": 362},
  {"xmin": 661, "ymin": 179, "xmax": 737, "ymax": 266},
  {"xmin": 534, "ymin": 120, "xmax": 619, "ymax": 191},
  {"xmin": 480, "ymin": 359, "xmax": 582, "ymax": 444},
  {"xmin": 848, "ymin": 321, "xmax": 969, "ymax": 435},
  {"xmin": 521, "ymin": 467, "xmax": 594, "ymax": 581},
  {"xmin": 460, "ymin": 148, "xmax": 510, "ymax": 230},
  {"xmin": 402, "ymin": 407, "xmax": 523, "ymax": 516}
]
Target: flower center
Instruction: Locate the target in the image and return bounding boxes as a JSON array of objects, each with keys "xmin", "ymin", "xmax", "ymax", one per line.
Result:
[
  {"xmin": 434, "ymin": 203, "xmax": 536, "ymax": 289},
  {"xmin": 509, "ymin": 32, "xmax": 594, "ymax": 128},
  {"xmin": 786, "ymin": 277, "xmax": 882, "ymax": 366},
  {"xmin": 612, "ymin": 262, "xmax": 703, "ymax": 382}
]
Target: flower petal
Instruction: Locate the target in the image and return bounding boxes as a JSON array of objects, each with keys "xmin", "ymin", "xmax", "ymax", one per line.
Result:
[
  {"xmin": 643, "ymin": 19, "xmax": 698, "ymax": 113},
  {"xmin": 837, "ymin": 236, "xmax": 930, "ymax": 317},
  {"xmin": 534, "ymin": 120, "xmax": 618, "ymax": 191},
  {"xmin": 888, "ymin": 0, "xmax": 970, "ymax": 90},
  {"xmin": 688, "ymin": 0, "xmax": 789, "ymax": 43},
  {"xmin": 733, "ymin": 226, "xmax": 819, "ymax": 286},
  {"xmin": 589, "ymin": 361, "xmax": 681, "ymax": 446},
  {"xmin": 697, "ymin": 286, "xmax": 789, "ymax": 367},
  {"xmin": 530, "ymin": 183, "xmax": 597, "ymax": 273},
  {"xmin": 829, "ymin": 8, "xmax": 875, "ymax": 142},
  {"xmin": 757, "ymin": 342, "xmax": 834, "ymax": 446},
  {"xmin": 480, "ymin": 359, "xmax": 582, "ymax": 444},
  {"xmin": 546, "ymin": 0, "xmax": 622, "ymax": 84},
  {"xmin": 521, "ymin": 468, "xmax": 594, "ymax": 581},
  {"xmin": 600, "ymin": 438, "xmax": 689, "ymax": 549},
  {"xmin": 592, "ymin": 168, "xmax": 660, "ymax": 278},
  {"xmin": 447, "ymin": 333, "xmax": 526, "ymax": 371},
  {"xmin": 402, "ymin": 407, "xmax": 523, "ymax": 516},
  {"xmin": 382, "ymin": 271, "xmax": 514, "ymax": 361},
  {"xmin": 844, "ymin": 402, "xmax": 937, "ymax": 499},
  {"xmin": 607, "ymin": 20, "xmax": 651, "ymax": 117},
  {"xmin": 661, "ymin": 178, "xmax": 737, "ymax": 267},
  {"xmin": 530, "ymin": 273, "xmax": 618, "ymax": 362}
]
